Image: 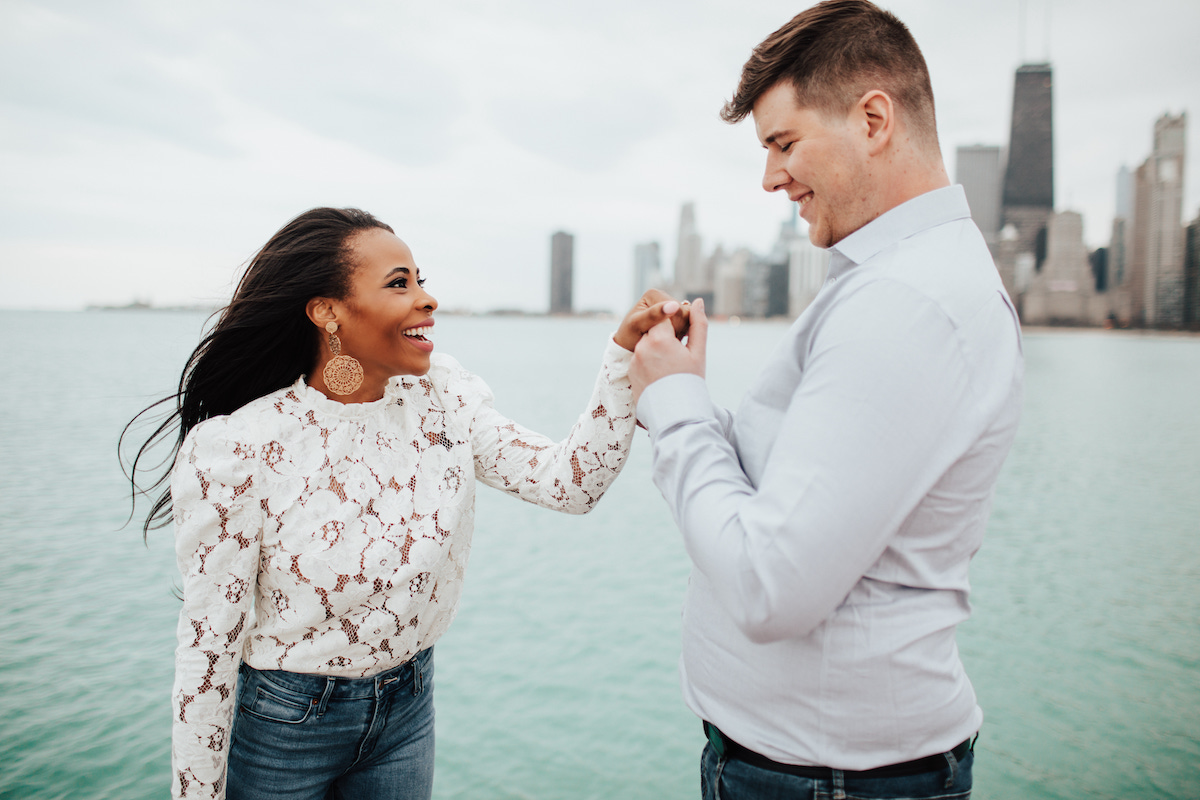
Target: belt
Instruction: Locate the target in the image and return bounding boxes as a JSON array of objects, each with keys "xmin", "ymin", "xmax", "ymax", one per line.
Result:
[{"xmin": 703, "ymin": 722, "xmax": 974, "ymax": 779}]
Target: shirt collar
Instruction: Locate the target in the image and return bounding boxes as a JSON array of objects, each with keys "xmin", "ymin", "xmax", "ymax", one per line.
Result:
[{"xmin": 828, "ymin": 185, "xmax": 971, "ymax": 273}]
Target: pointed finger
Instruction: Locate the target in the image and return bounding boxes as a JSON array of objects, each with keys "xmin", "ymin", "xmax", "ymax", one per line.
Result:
[{"xmin": 686, "ymin": 297, "xmax": 708, "ymax": 369}]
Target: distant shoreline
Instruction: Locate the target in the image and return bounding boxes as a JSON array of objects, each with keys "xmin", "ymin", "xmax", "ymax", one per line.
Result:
[
  {"xmin": 5, "ymin": 307, "xmax": 1198, "ymax": 337},
  {"xmin": 1021, "ymin": 325, "xmax": 1200, "ymax": 338}
]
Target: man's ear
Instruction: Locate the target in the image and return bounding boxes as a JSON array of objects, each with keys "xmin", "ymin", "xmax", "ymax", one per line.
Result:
[
  {"xmin": 306, "ymin": 297, "xmax": 337, "ymax": 330},
  {"xmin": 858, "ymin": 90, "xmax": 895, "ymax": 156}
]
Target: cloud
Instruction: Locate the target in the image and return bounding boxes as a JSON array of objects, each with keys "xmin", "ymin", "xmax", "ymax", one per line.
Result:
[
  {"xmin": 0, "ymin": 1, "xmax": 233, "ymax": 155},
  {"xmin": 489, "ymin": 87, "xmax": 675, "ymax": 171},
  {"xmin": 208, "ymin": 5, "xmax": 462, "ymax": 166}
]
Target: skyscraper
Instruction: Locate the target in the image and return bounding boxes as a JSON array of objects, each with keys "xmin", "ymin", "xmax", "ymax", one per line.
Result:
[
  {"xmin": 673, "ymin": 202, "xmax": 705, "ymax": 299},
  {"xmin": 1003, "ymin": 64, "xmax": 1054, "ymax": 212},
  {"xmin": 1129, "ymin": 159, "xmax": 1153, "ymax": 322},
  {"xmin": 788, "ymin": 235, "xmax": 830, "ymax": 318},
  {"xmin": 549, "ymin": 231, "xmax": 574, "ymax": 314},
  {"xmin": 633, "ymin": 242, "xmax": 662, "ymax": 303},
  {"xmin": 997, "ymin": 63, "xmax": 1054, "ymax": 309},
  {"xmin": 712, "ymin": 246, "xmax": 746, "ymax": 318},
  {"xmin": 1115, "ymin": 165, "xmax": 1134, "ymax": 220},
  {"xmin": 1185, "ymin": 211, "xmax": 1200, "ymax": 329},
  {"xmin": 955, "ymin": 144, "xmax": 1003, "ymax": 243},
  {"xmin": 1021, "ymin": 211, "xmax": 1095, "ymax": 325},
  {"xmin": 1127, "ymin": 114, "xmax": 1188, "ymax": 327},
  {"xmin": 1109, "ymin": 166, "xmax": 1134, "ymax": 290},
  {"xmin": 1144, "ymin": 114, "xmax": 1187, "ymax": 327}
]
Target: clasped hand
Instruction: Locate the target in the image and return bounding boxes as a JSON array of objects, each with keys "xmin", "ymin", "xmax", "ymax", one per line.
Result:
[{"xmin": 614, "ymin": 289, "xmax": 708, "ymax": 405}]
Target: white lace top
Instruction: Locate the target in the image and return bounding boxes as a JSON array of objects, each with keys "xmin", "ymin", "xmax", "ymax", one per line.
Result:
[{"xmin": 170, "ymin": 341, "xmax": 635, "ymax": 799}]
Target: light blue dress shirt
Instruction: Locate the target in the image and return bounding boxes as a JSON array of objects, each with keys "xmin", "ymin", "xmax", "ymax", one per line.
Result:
[{"xmin": 639, "ymin": 185, "xmax": 1024, "ymax": 770}]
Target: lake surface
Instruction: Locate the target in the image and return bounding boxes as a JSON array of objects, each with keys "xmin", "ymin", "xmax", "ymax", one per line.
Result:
[{"xmin": 0, "ymin": 311, "xmax": 1197, "ymax": 799}]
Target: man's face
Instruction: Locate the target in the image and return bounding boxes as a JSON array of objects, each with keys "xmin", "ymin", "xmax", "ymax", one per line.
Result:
[{"xmin": 752, "ymin": 81, "xmax": 873, "ymax": 248}]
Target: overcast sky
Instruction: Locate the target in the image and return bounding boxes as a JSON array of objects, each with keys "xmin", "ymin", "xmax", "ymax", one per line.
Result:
[{"xmin": 2, "ymin": 0, "xmax": 1198, "ymax": 313}]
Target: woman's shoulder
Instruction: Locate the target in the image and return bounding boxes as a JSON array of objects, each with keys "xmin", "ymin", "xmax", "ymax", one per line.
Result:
[{"xmin": 181, "ymin": 380, "xmax": 300, "ymax": 455}]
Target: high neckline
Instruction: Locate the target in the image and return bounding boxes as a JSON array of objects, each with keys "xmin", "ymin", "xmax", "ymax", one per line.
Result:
[{"xmin": 291, "ymin": 376, "xmax": 407, "ymax": 419}]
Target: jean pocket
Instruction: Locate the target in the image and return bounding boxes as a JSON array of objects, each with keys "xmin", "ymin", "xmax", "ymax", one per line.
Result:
[{"xmin": 238, "ymin": 676, "xmax": 316, "ymax": 724}]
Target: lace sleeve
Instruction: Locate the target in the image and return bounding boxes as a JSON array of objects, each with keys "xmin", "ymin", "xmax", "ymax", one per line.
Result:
[
  {"xmin": 461, "ymin": 337, "xmax": 636, "ymax": 513},
  {"xmin": 170, "ymin": 417, "xmax": 264, "ymax": 800}
]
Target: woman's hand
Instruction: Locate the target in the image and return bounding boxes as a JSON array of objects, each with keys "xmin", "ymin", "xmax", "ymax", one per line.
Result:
[{"xmin": 614, "ymin": 289, "xmax": 691, "ymax": 352}]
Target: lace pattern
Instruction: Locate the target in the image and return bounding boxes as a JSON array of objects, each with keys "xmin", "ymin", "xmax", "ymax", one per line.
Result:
[{"xmin": 170, "ymin": 341, "xmax": 635, "ymax": 798}]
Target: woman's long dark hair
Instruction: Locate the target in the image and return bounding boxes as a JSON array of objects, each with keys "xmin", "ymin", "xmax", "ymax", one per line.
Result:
[{"xmin": 121, "ymin": 207, "xmax": 393, "ymax": 537}]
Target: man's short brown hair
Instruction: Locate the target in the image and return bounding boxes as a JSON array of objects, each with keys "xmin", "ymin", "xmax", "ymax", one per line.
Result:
[{"xmin": 721, "ymin": 0, "xmax": 937, "ymax": 147}]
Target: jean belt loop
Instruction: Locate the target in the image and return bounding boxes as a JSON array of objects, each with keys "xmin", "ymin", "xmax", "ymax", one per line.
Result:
[
  {"xmin": 412, "ymin": 656, "xmax": 424, "ymax": 697},
  {"xmin": 831, "ymin": 769, "xmax": 846, "ymax": 800},
  {"xmin": 316, "ymin": 677, "xmax": 335, "ymax": 717},
  {"xmin": 942, "ymin": 751, "xmax": 959, "ymax": 790}
]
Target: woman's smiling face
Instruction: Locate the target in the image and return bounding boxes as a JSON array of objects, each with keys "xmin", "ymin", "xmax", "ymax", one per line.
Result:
[{"xmin": 335, "ymin": 227, "xmax": 438, "ymax": 380}]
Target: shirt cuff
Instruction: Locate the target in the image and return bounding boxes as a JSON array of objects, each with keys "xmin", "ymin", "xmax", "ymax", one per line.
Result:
[
  {"xmin": 636, "ymin": 373, "xmax": 713, "ymax": 438},
  {"xmin": 604, "ymin": 333, "xmax": 634, "ymax": 377}
]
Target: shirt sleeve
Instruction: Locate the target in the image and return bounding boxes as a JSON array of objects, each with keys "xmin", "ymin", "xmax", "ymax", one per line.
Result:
[
  {"xmin": 462, "ymin": 337, "xmax": 636, "ymax": 513},
  {"xmin": 170, "ymin": 417, "xmax": 264, "ymax": 800},
  {"xmin": 638, "ymin": 281, "xmax": 976, "ymax": 642}
]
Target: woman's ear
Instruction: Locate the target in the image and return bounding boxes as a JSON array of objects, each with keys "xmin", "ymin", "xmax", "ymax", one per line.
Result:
[{"xmin": 306, "ymin": 297, "xmax": 336, "ymax": 329}]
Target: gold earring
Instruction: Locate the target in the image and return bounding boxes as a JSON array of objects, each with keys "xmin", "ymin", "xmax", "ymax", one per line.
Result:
[{"xmin": 322, "ymin": 321, "xmax": 364, "ymax": 395}]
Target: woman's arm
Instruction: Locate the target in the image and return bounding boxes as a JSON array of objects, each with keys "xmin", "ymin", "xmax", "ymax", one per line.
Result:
[
  {"xmin": 170, "ymin": 417, "xmax": 264, "ymax": 800},
  {"xmin": 464, "ymin": 337, "xmax": 637, "ymax": 514}
]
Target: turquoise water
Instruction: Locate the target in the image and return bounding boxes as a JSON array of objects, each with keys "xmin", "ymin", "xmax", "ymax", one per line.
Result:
[{"xmin": 0, "ymin": 311, "xmax": 1197, "ymax": 799}]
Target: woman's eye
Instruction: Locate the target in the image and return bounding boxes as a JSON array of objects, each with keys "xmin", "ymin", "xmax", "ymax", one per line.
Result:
[
  {"xmin": 781, "ymin": 142, "xmax": 793, "ymax": 153},
  {"xmin": 417, "ymin": 278, "xmax": 426, "ymax": 287},
  {"xmin": 389, "ymin": 278, "xmax": 408, "ymax": 289}
]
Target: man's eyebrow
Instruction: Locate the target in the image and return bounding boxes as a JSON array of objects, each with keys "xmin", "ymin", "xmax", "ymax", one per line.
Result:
[{"xmin": 761, "ymin": 130, "xmax": 788, "ymax": 148}]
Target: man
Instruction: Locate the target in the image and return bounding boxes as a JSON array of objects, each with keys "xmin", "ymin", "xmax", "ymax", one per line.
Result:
[{"xmin": 628, "ymin": 1, "xmax": 1024, "ymax": 797}]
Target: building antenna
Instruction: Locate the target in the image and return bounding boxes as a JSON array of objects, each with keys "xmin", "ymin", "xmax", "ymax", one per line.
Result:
[
  {"xmin": 1017, "ymin": 0, "xmax": 1026, "ymax": 63},
  {"xmin": 1043, "ymin": 0, "xmax": 1053, "ymax": 62}
]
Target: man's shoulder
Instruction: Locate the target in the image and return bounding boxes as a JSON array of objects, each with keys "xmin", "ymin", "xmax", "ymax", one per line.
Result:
[{"xmin": 847, "ymin": 217, "xmax": 1001, "ymax": 321}]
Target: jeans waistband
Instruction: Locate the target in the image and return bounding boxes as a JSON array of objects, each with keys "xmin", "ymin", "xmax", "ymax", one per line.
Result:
[
  {"xmin": 703, "ymin": 721, "xmax": 974, "ymax": 779},
  {"xmin": 241, "ymin": 647, "xmax": 432, "ymax": 702}
]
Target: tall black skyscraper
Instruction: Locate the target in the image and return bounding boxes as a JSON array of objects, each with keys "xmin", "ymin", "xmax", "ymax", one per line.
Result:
[
  {"xmin": 1003, "ymin": 64, "xmax": 1054, "ymax": 212},
  {"xmin": 550, "ymin": 231, "xmax": 574, "ymax": 314},
  {"xmin": 996, "ymin": 63, "xmax": 1055, "ymax": 308}
]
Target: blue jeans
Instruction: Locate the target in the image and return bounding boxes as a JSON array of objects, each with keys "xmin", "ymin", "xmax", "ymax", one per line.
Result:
[
  {"xmin": 227, "ymin": 648, "xmax": 435, "ymax": 800},
  {"xmin": 700, "ymin": 740, "xmax": 973, "ymax": 800}
]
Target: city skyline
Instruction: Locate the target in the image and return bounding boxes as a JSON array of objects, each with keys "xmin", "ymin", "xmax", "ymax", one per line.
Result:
[{"xmin": 2, "ymin": 0, "xmax": 1198, "ymax": 314}]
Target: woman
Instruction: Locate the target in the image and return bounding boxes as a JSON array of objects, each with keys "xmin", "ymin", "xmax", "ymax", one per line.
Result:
[{"xmin": 125, "ymin": 207, "xmax": 683, "ymax": 799}]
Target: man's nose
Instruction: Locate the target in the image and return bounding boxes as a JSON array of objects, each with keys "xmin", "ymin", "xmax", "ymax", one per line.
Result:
[{"xmin": 762, "ymin": 152, "xmax": 790, "ymax": 193}]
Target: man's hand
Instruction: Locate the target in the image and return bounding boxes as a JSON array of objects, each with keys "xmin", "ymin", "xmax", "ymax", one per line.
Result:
[
  {"xmin": 614, "ymin": 289, "xmax": 691, "ymax": 352},
  {"xmin": 630, "ymin": 297, "xmax": 708, "ymax": 405}
]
